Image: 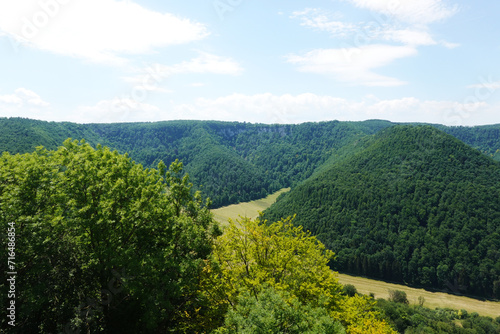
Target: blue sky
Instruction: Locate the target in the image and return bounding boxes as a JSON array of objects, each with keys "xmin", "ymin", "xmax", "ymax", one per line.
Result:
[{"xmin": 0, "ymin": 0, "xmax": 499, "ymax": 125}]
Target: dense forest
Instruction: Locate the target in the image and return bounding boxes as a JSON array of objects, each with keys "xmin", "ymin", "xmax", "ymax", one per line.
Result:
[
  {"xmin": 2, "ymin": 117, "xmax": 500, "ymax": 208},
  {"xmin": 0, "ymin": 141, "xmax": 397, "ymax": 333},
  {"xmin": 1, "ymin": 119, "xmax": 500, "ymax": 332},
  {"xmin": 265, "ymin": 126, "xmax": 500, "ymax": 299}
]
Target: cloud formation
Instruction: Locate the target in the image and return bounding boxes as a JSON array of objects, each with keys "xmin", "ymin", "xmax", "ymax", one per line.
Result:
[
  {"xmin": 346, "ymin": 0, "xmax": 459, "ymax": 25},
  {"xmin": 287, "ymin": 45, "xmax": 417, "ymax": 86},
  {"xmin": 290, "ymin": 1, "xmax": 459, "ymax": 86},
  {"xmin": 0, "ymin": 88, "xmax": 51, "ymax": 119},
  {"xmin": 122, "ymin": 52, "xmax": 243, "ymax": 93},
  {"xmin": 72, "ymin": 98, "xmax": 161, "ymax": 123},
  {"xmin": 172, "ymin": 93, "xmax": 497, "ymax": 126},
  {"xmin": 0, "ymin": 0, "xmax": 208, "ymax": 64},
  {"xmin": 3, "ymin": 89, "xmax": 495, "ymax": 126},
  {"xmin": 0, "ymin": 88, "xmax": 49, "ymax": 108}
]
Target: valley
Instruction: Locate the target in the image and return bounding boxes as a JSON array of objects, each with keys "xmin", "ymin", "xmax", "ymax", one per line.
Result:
[
  {"xmin": 212, "ymin": 187, "xmax": 290, "ymax": 225},
  {"xmin": 2, "ymin": 118, "xmax": 500, "ymax": 332},
  {"xmin": 212, "ymin": 188, "xmax": 500, "ymax": 318}
]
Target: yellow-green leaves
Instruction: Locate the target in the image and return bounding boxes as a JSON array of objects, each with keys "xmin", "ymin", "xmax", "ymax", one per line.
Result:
[
  {"xmin": 201, "ymin": 216, "xmax": 396, "ymax": 334},
  {"xmin": 212, "ymin": 215, "xmax": 342, "ymax": 307}
]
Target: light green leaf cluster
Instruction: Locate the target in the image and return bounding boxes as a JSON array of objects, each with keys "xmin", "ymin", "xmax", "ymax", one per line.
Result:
[
  {"xmin": 202, "ymin": 216, "xmax": 396, "ymax": 334},
  {"xmin": 215, "ymin": 286, "xmax": 346, "ymax": 334},
  {"xmin": 212, "ymin": 215, "xmax": 342, "ymax": 308}
]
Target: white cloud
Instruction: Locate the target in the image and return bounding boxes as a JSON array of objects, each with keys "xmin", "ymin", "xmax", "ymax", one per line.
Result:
[
  {"xmin": 0, "ymin": 93, "xmax": 23, "ymax": 106},
  {"xmin": 123, "ymin": 52, "xmax": 243, "ymax": 92},
  {"xmin": 0, "ymin": 88, "xmax": 51, "ymax": 119},
  {"xmin": 467, "ymin": 81, "xmax": 500, "ymax": 91},
  {"xmin": 162, "ymin": 52, "xmax": 243, "ymax": 76},
  {"xmin": 380, "ymin": 28, "xmax": 436, "ymax": 46},
  {"xmin": 291, "ymin": 8, "xmax": 355, "ymax": 37},
  {"xmin": 291, "ymin": 7, "xmax": 455, "ymax": 47},
  {"xmin": 290, "ymin": 3, "xmax": 459, "ymax": 86},
  {"xmin": 287, "ymin": 45, "xmax": 417, "ymax": 86},
  {"xmin": 14, "ymin": 88, "xmax": 51, "ymax": 107},
  {"xmin": 173, "ymin": 93, "xmax": 500, "ymax": 126},
  {"xmin": 72, "ymin": 98, "xmax": 161, "ymax": 123},
  {"xmin": 3, "ymin": 91, "xmax": 498, "ymax": 126},
  {"xmin": 441, "ymin": 41, "xmax": 460, "ymax": 49},
  {"xmin": 0, "ymin": 88, "xmax": 49, "ymax": 108},
  {"xmin": 174, "ymin": 93, "xmax": 349, "ymax": 123},
  {"xmin": 345, "ymin": 0, "xmax": 459, "ymax": 24},
  {"xmin": 0, "ymin": 0, "xmax": 209, "ymax": 64}
]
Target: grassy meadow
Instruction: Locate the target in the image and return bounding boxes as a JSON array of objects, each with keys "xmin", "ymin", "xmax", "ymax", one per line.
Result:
[
  {"xmin": 212, "ymin": 188, "xmax": 290, "ymax": 225},
  {"xmin": 337, "ymin": 274, "xmax": 500, "ymax": 318}
]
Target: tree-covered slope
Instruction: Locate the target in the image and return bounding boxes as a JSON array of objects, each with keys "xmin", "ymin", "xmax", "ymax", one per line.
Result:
[
  {"xmin": 1, "ymin": 117, "xmax": 500, "ymax": 208},
  {"xmin": 0, "ymin": 118, "xmax": 388, "ymax": 207},
  {"xmin": 437, "ymin": 124, "xmax": 500, "ymax": 160},
  {"xmin": 265, "ymin": 125, "xmax": 500, "ymax": 298},
  {"xmin": 0, "ymin": 118, "xmax": 104, "ymax": 153}
]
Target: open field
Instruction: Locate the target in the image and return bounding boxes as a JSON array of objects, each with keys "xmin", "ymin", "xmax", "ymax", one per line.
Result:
[
  {"xmin": 337, "ymin": 273, "xmax": 500, "ymax": 318},
  {"xmin": 212, "ymin": 190, "xmax": 500, "ymax": 318},
  {"xmin": 211, "ymin": 188, "xmax": 290, "ymax": 225}
]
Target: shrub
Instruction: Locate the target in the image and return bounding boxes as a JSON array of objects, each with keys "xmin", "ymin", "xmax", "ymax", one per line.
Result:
[
  {"xmin": 343, "ymin": 284, "xmax": 358, "ymax": 297},
  {"xmin": 388, "ymin": 290, "xmax": 409, "ymax": 304}
]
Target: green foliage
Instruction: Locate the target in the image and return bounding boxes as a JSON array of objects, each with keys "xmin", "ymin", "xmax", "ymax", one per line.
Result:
[
  {"xmin": 215, "ymin": 286, "xmax": 346, "ymax": 334},
  {"xmin": 2, "ymin": 118, "xmax": 500, "ymax": 208},
  {"xmin": 201, "ymin": 216, "xmax": 396, "ymax": 334},
  {"xmin": 376, "ymin": 298, "xmax": 500, "ymax": 333},
  {"xmin": 343, "ymin": 284, "xmax": 358, "ymax": 297},
  {"xmin": 0, "ymin": 140, "xmax": 220, "ymax": 333},
  {"xmin": 265, "ymin": 125, "xmax": 500, "ymax": 298},
  {"xmin": 0, "ymin": 118, "xmax": 393, "ymax": 208},
  {"xmin": 0, "ymin": 117, "xmax": 104, "ymax": 153},
  {"xmin": 3, "ymin": 119, "xmax": 500, "ymax": 332},
  {"xmin": 388, "ymin": 290, "xmax": 409, "ymax": 304},
  {"xmin": 436, "ymin": 124, "xmax": 500, "ymax": 161},
  {"xmin": 207, "ymin": 216, "xmax": 343, "ymax": 308}
]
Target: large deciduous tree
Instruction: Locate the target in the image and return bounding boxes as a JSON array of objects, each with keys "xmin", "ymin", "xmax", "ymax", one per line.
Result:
[
  {"xmin": 200, "ymin": 216, "xmax": 396, "ymax": 334},
  {"xmin": 0, "ymin": 139, "xmax": 220, "ymax": 333}
]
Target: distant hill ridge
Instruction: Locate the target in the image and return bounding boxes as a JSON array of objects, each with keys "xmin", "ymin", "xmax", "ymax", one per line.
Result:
[
  {"xmin": 1, "ymin": 117, "xmax": 500, "ymax": 208},
  {"xmin": 264, "ymin": 125, "xmax": 500, "ymax": 299}
]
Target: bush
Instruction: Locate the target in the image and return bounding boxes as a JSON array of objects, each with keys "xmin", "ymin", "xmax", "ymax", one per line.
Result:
[
  {"xmin": 342, "ymin": 284, "xmax": 358, "ymax": 297},
  {"xmin": 388, "ymin": 290, "xmax": 409, "ymax": 304}
]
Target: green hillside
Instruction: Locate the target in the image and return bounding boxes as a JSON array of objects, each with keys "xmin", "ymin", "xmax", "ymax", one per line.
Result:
[
  {"xmin": 0, "ymin": 118, "xmax": 104, "ymax": 153},
  {"xmin": 265, "ymin": 125, "xmax": 500, "ymax": 299},
  {"xmin": 1, "ymin": 118, "xmax": 500, "ymax": 209},
  {"xmin": 0, "ymin": 118, "xmax": 389, "ymax": 207},
  {"xmin": 2, "ymin": 119, "xmax": 500, "ymax": 332}
]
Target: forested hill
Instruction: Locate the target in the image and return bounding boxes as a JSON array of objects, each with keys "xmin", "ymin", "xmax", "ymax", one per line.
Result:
[
  {"xmin": 264, "ymin": 125, "xmax": 500, "ymax": 299},
  {"xmin": 1, "ymin": 117, "xmax": 500, "ymax": 208},
  {"xmin": 0, "ymin": 118, "xmax": 392, "ymax": 207}
]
